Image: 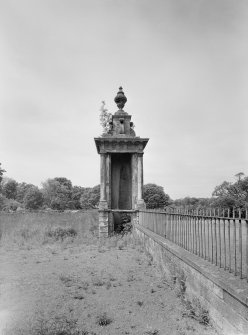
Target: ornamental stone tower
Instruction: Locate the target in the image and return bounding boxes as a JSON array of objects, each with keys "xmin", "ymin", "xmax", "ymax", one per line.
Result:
[{"xmin": 94, "ymin": 87, "xmax": 149, "ymax": 237}]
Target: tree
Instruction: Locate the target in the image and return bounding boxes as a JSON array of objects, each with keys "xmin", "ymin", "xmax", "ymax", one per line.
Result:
[
  {"xmin": 42, "ymin": 177, "xmax": 73, "ymax": 210},
  {"xmin": 0, "ymin": 163, "xmax": 6, "ymax": 184},
  {"xmin": 54, "ymin": 177, "xmax": 72, "ymax": 190},
  {"xmin": 1, "ymin": 178, "xmax": 18, "ymax": 199},
  {"xmin": 23, "ymin": 186, "xmax": 44, "ymax": 209},
  {"xmin": 212, "ymin": 175, "xmax": 248, "ymax": 208},
  {"xmin": 80, "ymin": 185, "xmax": 100, "ymax": 209},
  {"xmin": 16, "ymin": 182, "xmax": 36, "ymax": 203},
  {"xmin": 99, "ymin": 101, "xmax": 112, "ymax": 134},
  {"xmin": 235, "ymin": 172, "xmax": 245, "ymax": 182},
  {"xmin": 143, "ymin": 183, "xmax": 171, "ymax": 209},
  {"xmin": 212, "ymin": 181, "xmax": 231, "ymax": 197},
  {"xmin": 70, "ymin": 186, "xmax": 86, "ymax": 209}
]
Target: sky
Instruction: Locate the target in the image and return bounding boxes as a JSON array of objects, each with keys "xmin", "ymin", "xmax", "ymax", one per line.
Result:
[{"xmin": 0, "ymin": 0, "xmax": 247, "ymax": 199}]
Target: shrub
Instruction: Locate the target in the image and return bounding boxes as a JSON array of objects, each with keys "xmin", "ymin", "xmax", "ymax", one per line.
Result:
[
  {"xmin": 182, "ymin": 299, "xmax": 210, "ymax": 326},
  {"xmin": 0, "ymin": 197, "xmax": 22, "ymax": 211}
]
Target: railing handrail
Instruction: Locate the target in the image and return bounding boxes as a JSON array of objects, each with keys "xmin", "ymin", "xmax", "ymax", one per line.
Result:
[
  {"xmin": 139, "ymin": 207, "xmax": 248, "ymax": 220},
  {"xmin": 138, "ymin": 208, "xmax": 248, "ymax": 282},
  {"xmin": 139, "ymin": 209, "xmax": 166, "ymax": 215}
]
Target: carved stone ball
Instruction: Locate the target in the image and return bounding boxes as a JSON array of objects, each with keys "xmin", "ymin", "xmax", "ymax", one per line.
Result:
[{"xmin": 114, "ymin": 86, "xmax": 127, "ymax": 110}]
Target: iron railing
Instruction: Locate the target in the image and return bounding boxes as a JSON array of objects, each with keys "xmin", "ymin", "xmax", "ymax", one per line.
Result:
[{"xmin": 138, "ymin": 208, "xmax": 248, "ymax": 281}]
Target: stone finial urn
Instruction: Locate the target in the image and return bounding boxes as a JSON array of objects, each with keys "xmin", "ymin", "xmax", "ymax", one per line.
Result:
[{"xmin": 114, "ymin": 86, "xmax": 127, "ymax": 111}]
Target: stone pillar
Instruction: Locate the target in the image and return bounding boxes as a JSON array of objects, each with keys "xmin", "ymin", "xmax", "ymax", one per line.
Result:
[
  {"xmin": 106, "ymin": 154, "xmax": 114, "ymax": 234},
  {"xmin": 131, "ymin": 153, "xmax": 138, "ymax": 209},
  {"xmin": 105, "ymin": 154, "xmax": 111, "ymax": 206},
  {"xmin": 137, "ymin": 153, "xmax": 146, "ymax": 209},
  {"xmin": 131, "ymin": 210, "xmax": 139, "ymax": 226},
  {"xmin": 99, "ymin": 153, "xmax": 108, "ymax": 238},
  {"xmin": 99, "ymin": 153, "xmax": 108, "ymax": 209}
]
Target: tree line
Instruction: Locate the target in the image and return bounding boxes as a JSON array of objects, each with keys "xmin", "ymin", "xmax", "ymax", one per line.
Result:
[
  {"xmin": 0, "ymin": 163, "xmax": 100, "ymax": 211},
  {"xmin": 0, "ymin": 163, "xmax": 247, "ymax": 211},
  {"xmin": 171, "ymin": 172, "xmax": 248, "ymax": 210}
]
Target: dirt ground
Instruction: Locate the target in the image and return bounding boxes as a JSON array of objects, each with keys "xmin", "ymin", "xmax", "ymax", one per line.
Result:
[{"xmin": 0, "ymin": 234, "xmax": 217, "ymax": 335}]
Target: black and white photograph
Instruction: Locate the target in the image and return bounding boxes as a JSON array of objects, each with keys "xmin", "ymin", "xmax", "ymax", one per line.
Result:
[{"xmin": 0, "ymin": 1, "xmax": 247, "ymax": 334}]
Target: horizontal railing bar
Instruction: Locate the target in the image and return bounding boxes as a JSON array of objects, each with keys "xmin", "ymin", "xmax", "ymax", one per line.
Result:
[
  {"xmin": 137, "ymin": 207, "xmax": 248, "ymax": 282},
  {"xmin": 139, "ymin": 210, "xmax": 166, "ymax": 214}
]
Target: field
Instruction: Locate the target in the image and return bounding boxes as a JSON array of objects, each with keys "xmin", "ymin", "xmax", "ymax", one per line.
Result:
[{"xmin": 0, "ymin": 210, "xmax": 217, "ymax": 335}]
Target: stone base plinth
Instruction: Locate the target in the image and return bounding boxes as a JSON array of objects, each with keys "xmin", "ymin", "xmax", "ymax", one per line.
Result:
[
  {"xmin": 131, "ymin": 211, "xmax": 139, "ymax": 226},
  {"xmin": 99, "ymin": 210, "xmax": 109, "ymax": 238}
]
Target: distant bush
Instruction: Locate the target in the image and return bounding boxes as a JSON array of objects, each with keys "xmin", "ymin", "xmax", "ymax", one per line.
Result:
[
  {"xmin": 0, "ymin": 195, "xmax": 22, "ymax": 211},
  {"xmin": 173, "ymin": 197, "xmax": 213, "ymax": 209}
]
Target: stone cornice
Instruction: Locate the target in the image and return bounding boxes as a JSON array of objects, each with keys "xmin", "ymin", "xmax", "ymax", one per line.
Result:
[{"xmin": 94, "ymin": 137, "xmax": 149, "ymax": 154}]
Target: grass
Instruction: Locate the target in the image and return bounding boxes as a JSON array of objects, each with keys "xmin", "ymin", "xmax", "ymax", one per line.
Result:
[
  {"xmin": 73, "ymin": 294, "xmax": 84, "ymax": 300},
  {"xmin": 144, "ymin": 330, "xmax": 159, "ymax": 335},
  {"xmin": 0, "ymin": 210, "xmax": 98, "ymax": 248},
  {"xmin": 59, "ymin": 274, "xmax": 90, "ymax": 290},
  {"xmin": 59, "ymin": 274, "xmax": 75, "ymax": 286},
  {"xmin": 173, "ymin": 272, "xmax": 210, "ymax": 327},
  {"xmin": 92, "ymin": 277, "xmax": 105, "ymax": 286},
  {"xmin": 3, "ymin": 314, "xmax": 95, "ymax": 335},
  {"xmin": 46, "ymin": 227, "xmax": 77, "ymax": 241},
  {"xmin": 182, "ymin": 299, "xmax": 210, "ymax": 326},
  {"xmin": 127, "ymin": 272, "xmax": 135, "ymax": 282},
  {"xmin": 97, "ymin": 232, "xmax": 135, "ymax": 251},
  {"xmin": 96, "ymin": 312, "xmax": 112, "ymax": 326},
  {"xmin": 137, "ymin": 300, "xmax": 144, "ymax": 306},
  {"xmin": 1, "ymin": 210, "xmax": 214, "ymax": 335}
]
